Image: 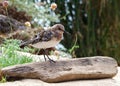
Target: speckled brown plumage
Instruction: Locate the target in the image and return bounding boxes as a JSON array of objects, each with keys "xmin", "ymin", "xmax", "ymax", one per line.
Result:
[{"xmin": 20, "ymin": 24, "xmax": 64, "ymax": 49}]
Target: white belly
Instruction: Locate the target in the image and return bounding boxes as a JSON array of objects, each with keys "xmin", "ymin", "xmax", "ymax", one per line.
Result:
[{"xmin": 31, "ymin": 38, "xmax": 60, "ymax": 49}]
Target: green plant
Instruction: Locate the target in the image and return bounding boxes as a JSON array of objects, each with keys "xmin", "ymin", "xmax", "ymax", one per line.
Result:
[
  {"xmin": 69, "ymin": 34, "xmax": 79, "ymax": 57},
  {"xmin": 0, "ymin": 76, "xmax": 7, "ymax": 83},
  {"xmin": 0, "ymin": 39, "xmax": 33, "ymax": 68}
]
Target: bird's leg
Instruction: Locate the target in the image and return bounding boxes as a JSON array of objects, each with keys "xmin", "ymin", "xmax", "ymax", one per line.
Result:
[
  {"xmin": 37, "ymin": 49, "xmax": 46, "ymax": 61},
  {"xmin": 43, "ymin": 49, "xmax": 46, "ymax": 61},
  {"xmin": 46, "ymin": 54, "xmax": 56, "ymax": 63},
  {"xmin": 36, "ymin": 49, "xmax": 42, "ymax": 61},
  {"xmin": 43, "ymin": 49, "xmax": 56, "ymax": 63}
]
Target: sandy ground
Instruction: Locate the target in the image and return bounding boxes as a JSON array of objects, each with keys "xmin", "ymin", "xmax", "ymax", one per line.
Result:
[{"xmin": 0, "ymin": 67, "xmax": 119, "ymax": 86}]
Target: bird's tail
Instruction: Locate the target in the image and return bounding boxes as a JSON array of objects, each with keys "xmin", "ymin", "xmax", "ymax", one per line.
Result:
[
  {"xmin": 20, "ymin": 40, "xmax": 33, "ymax": 48},
  {"xmin": 20, "ymin": 41, "xmax": 29, "ymax": 48},
  {"xmin": 20, "ymin": 37, "xmax": 39, "ymax": 48}
]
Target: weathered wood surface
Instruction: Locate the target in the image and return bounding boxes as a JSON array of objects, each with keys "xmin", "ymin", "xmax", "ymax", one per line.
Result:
[{"xmin": 1, "ymin": 56, "xmax": 118, "ymax": 83}]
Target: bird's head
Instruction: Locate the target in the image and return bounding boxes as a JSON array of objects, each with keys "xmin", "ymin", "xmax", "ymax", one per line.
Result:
[{"xmin": 52, "ymin": 24, "xmax": 65, "ymax": 33}]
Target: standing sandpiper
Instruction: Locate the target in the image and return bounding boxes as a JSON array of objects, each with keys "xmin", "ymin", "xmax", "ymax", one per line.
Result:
[{"xmin": 20, "ymin": 24, "xmax": 65, "ymax": 62}]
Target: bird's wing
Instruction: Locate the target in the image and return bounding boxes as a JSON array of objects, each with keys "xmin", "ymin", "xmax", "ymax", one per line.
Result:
[
  {"xmin": 19, "ymin": 30, "xmax": 44, "ymax": 48},
  {"xmin": 41, "ymin": 30, "xmax": 54, "ymax": 41},
  {"xmin": 19, "ymin": 30, "xmax": 54, "ymax": 48},
  {"xmin": 20, "ymin": 37, "xmax": 39, "ymax": 48}
]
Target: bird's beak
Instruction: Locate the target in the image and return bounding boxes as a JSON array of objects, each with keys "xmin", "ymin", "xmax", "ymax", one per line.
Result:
[
  {"xmin": 61, "ymin": 29, "xmax": 65, "ymax": 32},
  {"xmin": 64, "ymin": 30, "xmax": 70, "ymax": 35}
]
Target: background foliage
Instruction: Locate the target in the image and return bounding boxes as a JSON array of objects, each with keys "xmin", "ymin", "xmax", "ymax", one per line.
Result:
[
  {"xmin": 47, "ymin": 0, "xmax": 120, "ymax": 64},
  {"xmin": 9, "ymin": 0, "xmax": 60, "ymax": 27}
]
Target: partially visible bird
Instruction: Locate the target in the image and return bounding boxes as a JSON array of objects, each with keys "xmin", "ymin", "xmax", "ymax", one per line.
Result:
[{"xmin": 20, "ymin": 24, "xmax": 65, "ymax": 63}]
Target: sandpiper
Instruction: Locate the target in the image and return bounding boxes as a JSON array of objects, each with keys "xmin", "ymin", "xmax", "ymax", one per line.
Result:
[{"xmin": 20, "ymin": 24, "xmax": 65, "ymax": 62}]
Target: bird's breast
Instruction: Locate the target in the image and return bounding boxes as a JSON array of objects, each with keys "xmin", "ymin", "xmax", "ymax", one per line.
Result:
[{"xmin": 31, "ymin": 38, "xmax": 61, "ymax": 49}]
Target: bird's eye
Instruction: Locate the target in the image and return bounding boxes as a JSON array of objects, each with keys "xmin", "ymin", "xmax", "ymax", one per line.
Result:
[
  {"xmin": 58, "ymin": 28, "xmax": 64, "ymax": 32},
  {"xmin": 34, "ymin": 34, "xmax": 37, "ymax": 37},
  {"xmin": 58, "ymin": 28, "xmax": 61, "ymax": 30}
]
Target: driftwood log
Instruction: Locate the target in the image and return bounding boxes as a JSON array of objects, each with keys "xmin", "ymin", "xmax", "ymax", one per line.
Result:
[{"xmin": 1, "ymin": 56, "xmax": 118, "ymax": 83}]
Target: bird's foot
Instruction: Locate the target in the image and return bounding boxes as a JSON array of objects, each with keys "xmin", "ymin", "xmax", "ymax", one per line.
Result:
[
  {"xmin": 48, "ymin": 58, "xmax": 56, "ymax": 63},
  {"xmin": 46, "ymin": 55, "xmax": 56, "ymax": 63},
  {"xmin": 43, "ymin": 49, "xmax": 56, "ymax": 63}
]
